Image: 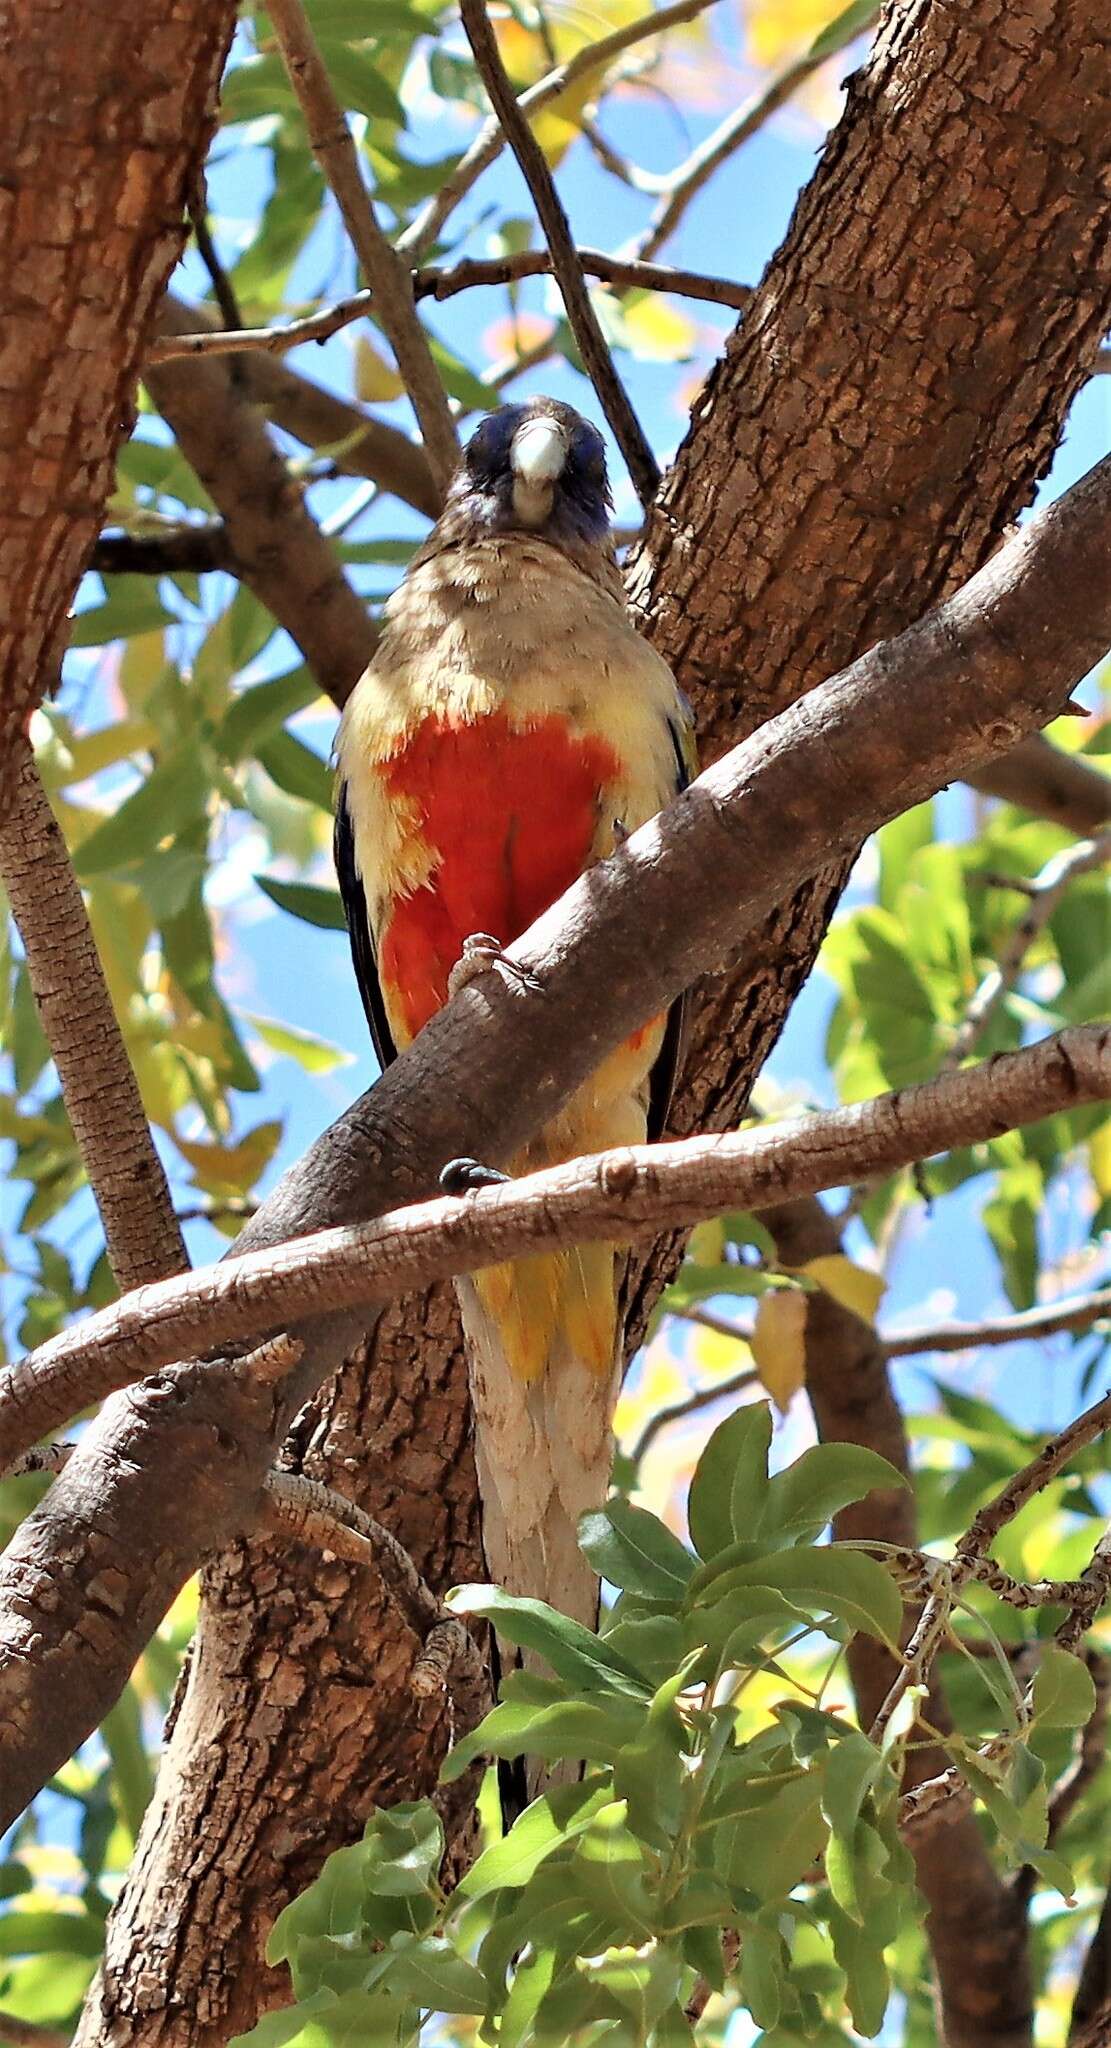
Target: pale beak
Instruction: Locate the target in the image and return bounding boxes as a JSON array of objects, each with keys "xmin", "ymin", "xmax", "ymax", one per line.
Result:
[{"xmin": 510, "ymin": 416, "xmax": 568, "ymax": 526}]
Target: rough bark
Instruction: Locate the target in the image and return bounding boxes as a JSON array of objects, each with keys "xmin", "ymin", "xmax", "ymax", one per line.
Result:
[
  {"xmin": 0, "ymin": 0, "xmax": 238, "ymax": 780},
  {"xmin": 64, "ymin": 0, "xmax": 1111, "ymax": 2040},
  {"xmin": 763, "ymin": 1199, "xmax": 1032, "ymax": 2048},
  {"xmin": 146, "ymin": 299, "xmax": 378, "ymax": 712}
]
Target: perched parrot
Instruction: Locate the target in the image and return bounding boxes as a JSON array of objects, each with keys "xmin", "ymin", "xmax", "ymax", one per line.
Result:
[{"xmin": 334, "ymin": 396, "xmax": 694, "ymax": 1640}]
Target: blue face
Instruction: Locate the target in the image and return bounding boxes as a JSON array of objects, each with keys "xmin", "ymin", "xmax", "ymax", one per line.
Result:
[{"xmin": 454, "ymin": 401, "xmax": 613, "ymax": 546}]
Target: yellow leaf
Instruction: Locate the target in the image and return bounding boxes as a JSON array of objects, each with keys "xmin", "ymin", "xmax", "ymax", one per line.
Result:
[
  {"xmin": 800, "ymin": 1254, "xmax": 886, "ymax": 1326},
  {"xmin": 354, "ymin": 334, "xmax": 404, "ymax": 403},
  {"xmin": 750, "ymin": 1287, "xmax": 808, "ymax": 1413},
  {"xmin": 688, "ymin": 1323, "xmax": 750, "ymax": 1377},
  {"xmin": 746, "ymin": 0, "xmax": 846, "ymax": 67},
  {"xmin": 622, "ymin": 296, "xmax": 698, "ymax": 363},
  {"xmin": 119, "ymin": 628, "xmax": 168, "ymax": 710},
  {"xmin": 173, "ymin": 1120, "xmax": 282, "ymax": 1195},
  {"xmin": 687, "ymin": 1218, "xmax": 725, "ymax": 1264},
  {"xmin": 1090, "ymin": 1115, "xmax": 1111, "ymax": 1198}
]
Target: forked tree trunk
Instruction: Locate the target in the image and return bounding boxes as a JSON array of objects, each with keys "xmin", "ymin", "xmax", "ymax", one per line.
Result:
[{"xmin": 76, "ymin": 1, "xmax": 1111, "ymax": 2042}]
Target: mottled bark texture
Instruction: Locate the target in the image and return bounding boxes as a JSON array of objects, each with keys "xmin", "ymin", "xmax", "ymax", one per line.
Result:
[
  {"xmin": 64, "ymin": 0, "xmax": 1111, "ymax": 2042},
  {"xmin": 0, "ymin": 0, "xmax": 238, "ymax": 779}
]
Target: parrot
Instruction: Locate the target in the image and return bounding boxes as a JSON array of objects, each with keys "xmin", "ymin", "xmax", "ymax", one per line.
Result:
[{"xmin": 333, "ymin": 396, "xmax": 694, "ymax": 1647}]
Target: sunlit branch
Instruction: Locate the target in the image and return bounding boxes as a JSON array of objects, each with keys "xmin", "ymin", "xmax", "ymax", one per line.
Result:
[
  {"xmin": 398, "ymin": 0, "xmax": 724, "ymax": 261},
  {"xmin": 264, "ymin": 0, "xmax": 458, "ymax": 489},
  {"xmin": 459, "ymin": 0, "xmax": 660, "ymax": 507}
]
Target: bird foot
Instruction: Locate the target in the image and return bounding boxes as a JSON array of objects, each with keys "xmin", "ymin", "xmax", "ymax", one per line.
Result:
[
  {"xmin": 440, "ymin": 1157, "xmax": 509, "ymax": 1194},
  {"xmin": 447, "ymin": 931, "xmax": 542, "ymax": 1000}
]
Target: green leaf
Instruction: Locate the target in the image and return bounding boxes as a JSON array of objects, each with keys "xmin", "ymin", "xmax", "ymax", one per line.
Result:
[
  {"xmin": 0, "ymin": 1909, "xmax": 106, "ymax": 1957},
  {"xmin": 821, "ymin": 1731, "xmax": 885, "ymax": 1843},
  {"xmin": 255, "ymin": 875, "xmax": 348, "ymax": 930},
  {"xmin": 761, "ymin": 1444, "xmax": 907, "ymax": 1546},
  {"xmin": 441, "ymin": 1694, "xmax": 644, "ymax": 1784},
  {"xmin": 1031, "ymin": 1644, "xmax": 1098, "ymax": 1730},
  {"xmin": 688, "ymin": 1544, "xmax": 903, "ymax": 1645},
  {"xmin": 687, "ymin": 1401, "xmax": 773, "ymax": 1560},
  {"xmin": 808, "ymin": 0, "xmax": 878, "ymax": 61},
  {"xmin": 256, "ymin": 731, "xmax": 334, "ymax": 811},
  {"xmin": 74, "ymin": 749, "xmax": 211, "ymax": 877},
  {"xmin": 828, "ymin": 1902, "xmax": 890, "ymax": 2037},
  {"xmin": 382, "ymin": 1934, "xmax": 488, "ymax": 2015},
  {"xmin": 100, "ymin": 1683, "xmax": 155, "ymax": 1843},
  {"xmin": 570, "ymin": 1801, "xmax": 655, "ymax": 1934},
  {"xmin": 459, "ymin": 1779, "xmax": 612, "ymax": 1899},
  {"xmin": 69, "ymin": 582, "xmax": 177, "ymax": 647},
  {"xmin": 578, "ymin": 1499, "xmax": 693, "ymax": 1601},
  {"xmin": 714, "ymin": 1769, "xmax": 827, "ymax": 1899},
  {"xmin": 219, "ymin": 668, "xmax": 319, "ymax": 760},
  {"xmin": 612, "ymin": 1658, "xmax": 693, "ymax": 1849},
  {"xmin": 739, "ymin": 1922, "xmax": 784, "ymax": 2029},
  {"xmin": 446, "ymin": 1586, "xmax": 649, "ymax": 1698}
]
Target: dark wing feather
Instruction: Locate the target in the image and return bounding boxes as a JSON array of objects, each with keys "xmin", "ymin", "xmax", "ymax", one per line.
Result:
[
  {"xmin": 646, "ymin": 703, "xmax": 696, "ymax": 1141},
  {"xmin": 334, "ymin": 781, "xmax": 399, "ymax": 1073}
]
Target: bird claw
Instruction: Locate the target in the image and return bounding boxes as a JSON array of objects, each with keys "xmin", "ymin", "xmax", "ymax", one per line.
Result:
[
  {"xmin": 440, "ymin": 1156, "xmax": 509, "ymax": 1194},
  {"xmin": 447, "ymin": 931, "xmax": 542, "ymax": 1000}
]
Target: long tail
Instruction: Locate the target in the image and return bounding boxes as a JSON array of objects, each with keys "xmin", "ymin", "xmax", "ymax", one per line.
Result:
[{"xmin": 459, "ymin": 1235, "xmax": 620, "ymax": 1636}]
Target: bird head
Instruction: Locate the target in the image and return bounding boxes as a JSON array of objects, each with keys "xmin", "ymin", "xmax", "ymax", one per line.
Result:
[{"xmin": 446, "ymin": 398, "xmax": 613, "ymax": 551}]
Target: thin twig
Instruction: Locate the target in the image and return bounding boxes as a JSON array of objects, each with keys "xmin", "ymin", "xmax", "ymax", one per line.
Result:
[
  {"xmin": 261, "ymin": 1471, "xmax": 484, "ymax": 1699},
  {"xmin": 459, "ymin": 0, "xmax": 660, "ymax": 508},
  {"xmin": 187, "ymin": 166, "xmax": 243, "ymax": 333},
  {"xmin": 146, "ymin": 252, "xmax": 750, "ymax": 365},
  {"xmin": 399, "ymin": 0, "xmax": 723, "ymax": 261},
  {"xmin": 661, "ymin": 1282, "xmax": 1111, "ymax": 1370},
  {"xmin": 883, "ymin": 1284, "xmax": 1111, "ymax": 1357},
  {"xmin": 264, "ymin": 0, "xmax": 458, "ymax": 491},
  {"xmin": 946, "ymin": 832, "xmax": 1111, "ymax": 1067},
  {"xmin": 629, "ymin": 1363, "xmax": 759, "ymax": 1464},
  {"xmin": 872, "ymin": 1386, "xmax": 1111, "ymax": 1742},
  {"xmin": 633, "ymin": 17, "xmax": 879, "ymax": 260},
  {"xmin": 0, "ymin": 739, "xmax": 187, "ymax": 1290}
]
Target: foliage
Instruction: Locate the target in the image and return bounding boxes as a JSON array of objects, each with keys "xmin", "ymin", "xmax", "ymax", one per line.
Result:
[
  {"xmin": 229, "ymin": 1409, "xmax": 1095, "ymax": 2044},
  {"xmin": 0, "ymin": 0, "xmax": 1107, "ymax": 2040}
]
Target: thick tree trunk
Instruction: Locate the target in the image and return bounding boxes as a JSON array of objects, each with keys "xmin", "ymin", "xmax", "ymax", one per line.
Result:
[
  {"xmin": 76, "ymin": 0, "xmax": 1111, "ymax": 2042},
  {"xmin": 0, "ymin": 0, "xmax": 238, "ymax": 780}
]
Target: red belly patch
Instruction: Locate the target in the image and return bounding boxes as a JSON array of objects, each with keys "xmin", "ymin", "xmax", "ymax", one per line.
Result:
[{"xmin": 379, "ymin": 711, "xmax": 621, "ymax": 1040}]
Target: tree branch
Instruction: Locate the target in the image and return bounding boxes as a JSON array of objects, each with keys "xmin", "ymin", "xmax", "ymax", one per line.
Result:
[
  {"xmin": 399, "ymin": 0, "xmax": 722, "ymax": 261},
  {"xmin": 90, "ymin": 520, "xmax": 233, "ymax": 576},
  {"xmin": 146, "ymin": 252, "xmax": 751, "ymax": 362},
  {"xmin": 260, "ymin": 1471, "xmax": 484, "ymax": 1704},
  {"xmin": 946, "ymin": 832, "xmax": 1110, "ymax": 1066},
  {"xmin": 973, "ymin": 735, "xmax": 1111, "ymax": 836},
  {"xmin": 632, "ymin": 17, "xmax": 877, "ymax": 259},
  {"xmin": 0, "ymin": 740, "xmax": 187, "ymax": 1290},
  {"xmin": 264, "ymin": 0, "xmax": 458, "ymax": 490},
  {"xmin": 883, "ymin": 1286, "xmax": 1111, "ymax": 1357},
  {"xmin": 146, "ymin": 297, "xmax": 377, "ymax": 710},
  {"xmin": 459, "ymin": 0, "xmax": 660, "ymax": 508},
  {"xmin": 1, "ymin": 1026, "xmax": 1106, "ymax": 1479},
  {"xmin": 874, "ymin": 1389, "xmax": 1111, "ymax": 1743}
]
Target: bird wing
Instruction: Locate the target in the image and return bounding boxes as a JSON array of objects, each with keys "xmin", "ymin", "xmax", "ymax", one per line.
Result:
[
  {"xmin": 334, "ymin": 779, "xmax": 399, "ymax": 1075},
  {"xmin": 646, "ymin": 694, "xmax": 697, "ymax": 1140}
]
